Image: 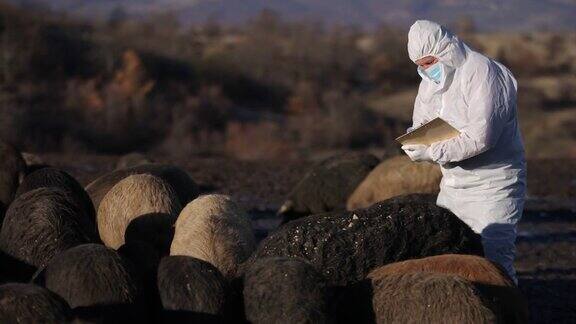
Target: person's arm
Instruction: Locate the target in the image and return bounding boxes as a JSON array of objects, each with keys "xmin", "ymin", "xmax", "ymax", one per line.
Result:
[
  {"xmin": 429, "ymin": 62, "xmax": 508, "ymax": 164},
  {"xmin": 411, "ymin": 81, "xmax": 429, "ymax": 130}
]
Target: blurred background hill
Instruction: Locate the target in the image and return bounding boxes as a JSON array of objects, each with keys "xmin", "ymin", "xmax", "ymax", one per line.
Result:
[
  {"xmin": 0, "ymin": 0, "xmax": 575, "ymax": 159},
  {"xmin": 9, "ymin": 0, "xmax": 576, "ymax": 31}
]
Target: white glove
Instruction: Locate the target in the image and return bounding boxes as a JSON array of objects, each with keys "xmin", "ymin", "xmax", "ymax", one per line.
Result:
[{"xmin": 401, "ymin": 144, "xmax": 433, "ymax": 162}]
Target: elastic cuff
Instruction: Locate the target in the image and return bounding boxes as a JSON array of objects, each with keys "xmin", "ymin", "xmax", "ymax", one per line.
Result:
[{"xmin": 428, "ymin": 143, "xmax": 440, "ymax": 163}]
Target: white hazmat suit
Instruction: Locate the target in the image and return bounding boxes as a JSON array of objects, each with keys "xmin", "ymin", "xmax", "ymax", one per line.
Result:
[{"xmin": 405, "ymin": 20, "xmax": 526, "ymax": 283}]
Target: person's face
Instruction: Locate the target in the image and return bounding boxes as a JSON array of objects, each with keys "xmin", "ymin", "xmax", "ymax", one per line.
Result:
[{"xmin": 415, "ymin": 56, "xmax": 439, "ymax": 70}]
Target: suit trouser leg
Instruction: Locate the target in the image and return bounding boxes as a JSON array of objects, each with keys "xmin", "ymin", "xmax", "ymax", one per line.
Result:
[{"xmin": 481, "ymin": 223, "xmax": 518, "ymax": 284}]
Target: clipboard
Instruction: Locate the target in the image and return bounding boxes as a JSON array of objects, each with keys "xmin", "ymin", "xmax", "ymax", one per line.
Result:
[{"xmin": 395, "ymin": 117, "xmax": 460, "ymax": 146}]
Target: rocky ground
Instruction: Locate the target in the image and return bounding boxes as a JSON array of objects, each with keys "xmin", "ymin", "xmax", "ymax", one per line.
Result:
[{"xmin": 41, "ymin": 154, "xmax": 576, "ymax": 323}]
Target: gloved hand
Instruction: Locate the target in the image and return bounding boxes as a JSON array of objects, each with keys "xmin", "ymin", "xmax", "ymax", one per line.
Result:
[{"xmin": 401, "ymin": 144, "xmax": 433, "ymax": 162}]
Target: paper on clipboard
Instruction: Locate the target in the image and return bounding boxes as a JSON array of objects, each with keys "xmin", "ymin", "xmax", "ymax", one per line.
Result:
[{"xmin": 395, "ymin": 117, "xmax": 460, "ymax": 146}]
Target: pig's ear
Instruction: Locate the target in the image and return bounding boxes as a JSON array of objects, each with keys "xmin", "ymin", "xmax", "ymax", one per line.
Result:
[
  {"xmin": 30, "ymin": 264, "xmax": 46, "ymax": 286},
  {"xmin": 277, "ymin": 200, "xmax": 294, "ymax": 216}
]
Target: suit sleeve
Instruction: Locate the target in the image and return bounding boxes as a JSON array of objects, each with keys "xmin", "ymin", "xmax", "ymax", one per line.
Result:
[
  {"xmin": 411, "ymin": 82, "xmax": 430, "ymax": 129},
  {"xmin": 429, "ymin": 62, "xmax": 508, "ymax": 164}
]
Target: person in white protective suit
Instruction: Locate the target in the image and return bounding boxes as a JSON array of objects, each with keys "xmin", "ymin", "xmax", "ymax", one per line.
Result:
[{"xmin": 402, "ymin": 20, "xmax": 526, "ymax": 284}]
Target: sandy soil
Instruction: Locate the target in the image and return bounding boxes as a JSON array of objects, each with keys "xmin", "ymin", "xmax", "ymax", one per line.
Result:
[{"xmin": 40, "ymin": 154, "xmax": 576, "ymax": 323}]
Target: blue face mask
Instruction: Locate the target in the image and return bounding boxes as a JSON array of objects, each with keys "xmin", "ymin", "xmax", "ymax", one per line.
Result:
[
  {"xmin": 417, "ymin": 61, "xmax": 444, "ymax": 84},
  {"xmin": 426, "ymin": 62, "xmax": 442, "ymax": 83}
]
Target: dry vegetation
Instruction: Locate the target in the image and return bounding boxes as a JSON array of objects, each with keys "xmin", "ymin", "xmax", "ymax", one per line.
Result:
[{"xmin": 0, "ymin": 3, "xmax": 574, "ymax": 159}]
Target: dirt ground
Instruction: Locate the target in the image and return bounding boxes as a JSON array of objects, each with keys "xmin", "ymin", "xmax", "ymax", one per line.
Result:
[{"xmin": 41, "ymin": 154, "xmax": 576, "ymax": 323}]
